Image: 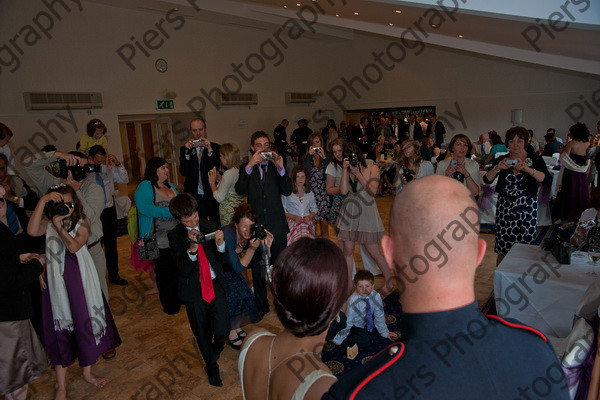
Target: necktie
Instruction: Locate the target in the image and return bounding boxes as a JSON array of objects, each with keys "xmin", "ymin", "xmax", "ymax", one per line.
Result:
[
  {"xmin": 197, "ymin": 244, "xmax": 215, "ymax": 303},
  {"xmin": 95, "ymin": 172, "xmax": 107, "ymax": 204},
  {"xmin": 481, "ymin": 143, "xmax": 485, "ymax": 155},
  {"xmin": 261, "ymin": 163, "xmax": 268, "ymax": 182},
  {"xmin": 197, "ymin": 148, "xmax": 205, "ymax": 195},
  {"xmin": 363, "ymin": 298, "xmax": 374, "ymax": 332}
]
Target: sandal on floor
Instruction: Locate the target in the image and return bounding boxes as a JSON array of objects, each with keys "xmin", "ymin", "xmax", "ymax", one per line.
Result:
[{"xmin": 228, "ymin": 336, "xmax": 243, "ymax": 350}]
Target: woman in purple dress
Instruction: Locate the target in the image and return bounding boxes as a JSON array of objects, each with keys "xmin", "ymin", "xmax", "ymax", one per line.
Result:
[
  {"xmin": 28, "ymin": 184, "xmax": 121, "ymax": 400},
  {"xmin": 556, "ymin": 123, "xmax": 591, "ymax": 227}
]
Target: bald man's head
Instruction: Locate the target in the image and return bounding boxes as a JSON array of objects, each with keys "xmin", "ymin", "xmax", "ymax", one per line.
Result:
[{"xmin": 382, "ymin": 175, "xmax": 485, "ymax": 312}]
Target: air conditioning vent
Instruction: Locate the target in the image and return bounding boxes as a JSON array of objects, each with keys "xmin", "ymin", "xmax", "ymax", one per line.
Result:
[
  {"xmin": 217, "ymin": 93, "xmax": 258, "ymax": 106},
  {"xmin": 285, "ymin": 92, "xmax": 316, "ymax": 103},
  {"xmin": 23, "ymin": 92, "xmax": 103, "ymax": 110}
]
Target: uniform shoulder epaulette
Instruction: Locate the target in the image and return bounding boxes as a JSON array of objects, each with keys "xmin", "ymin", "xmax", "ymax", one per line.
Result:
[
  {"xmin": 486, "ymin": 314, "xmax": 547, "ymax": 342},
  {"xmin": 348, "ymin": 342, "xmax": 405, "ymax": 400}
]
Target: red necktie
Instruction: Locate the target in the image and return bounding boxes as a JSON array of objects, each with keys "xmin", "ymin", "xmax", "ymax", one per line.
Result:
[{"xmin": 197, "ymin": 245, "xmax": 215, "ymax": 303}]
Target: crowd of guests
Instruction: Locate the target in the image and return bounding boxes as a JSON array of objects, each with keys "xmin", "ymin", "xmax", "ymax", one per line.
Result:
[{"xmin": 2, "ymin": 115, "xmax": 598, "ymax": 399}]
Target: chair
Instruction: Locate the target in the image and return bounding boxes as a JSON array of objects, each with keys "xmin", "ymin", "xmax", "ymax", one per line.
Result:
[{"xmin": 543, "ymin": 156, "xmax": 558, "ymax": 166}]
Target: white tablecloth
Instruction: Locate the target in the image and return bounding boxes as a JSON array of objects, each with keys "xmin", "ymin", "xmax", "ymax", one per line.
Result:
[
  {"xmin": 494, "ymin": 243, "xmax": 596, "ymax": 338},
  {"xmin": 478, "ymin": 169, "xmax": 559, "ymax": 226}
]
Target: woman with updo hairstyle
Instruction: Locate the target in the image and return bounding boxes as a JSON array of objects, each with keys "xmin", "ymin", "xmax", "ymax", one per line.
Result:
[{"xmin": 239, "ymin": 238, "xmax": 349, "ymax": 400}]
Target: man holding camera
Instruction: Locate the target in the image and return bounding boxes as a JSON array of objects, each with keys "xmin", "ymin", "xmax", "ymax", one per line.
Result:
[
  {"xmin": 23, "ymin": 150, "xmax": 109, "ymax": 298},
  {"xmin": 88, "ymin": 145, "xmax": 129, "ymax": 286},
  {"xmin": 179, "ymin": 119, "xmax": 221, "ymax": 224},
  {"xmin": 168, "ymin": 193, "xmax": 229, "ymax": 387},
  {"xmin": 235, "ymin": 131, "xmax": 292, "ymax": 308}
]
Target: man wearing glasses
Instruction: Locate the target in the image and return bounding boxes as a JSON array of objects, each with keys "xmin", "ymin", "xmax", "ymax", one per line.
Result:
[{"xmin": 235, "ymin": 131, "xmax": 292, "ymax": 315}]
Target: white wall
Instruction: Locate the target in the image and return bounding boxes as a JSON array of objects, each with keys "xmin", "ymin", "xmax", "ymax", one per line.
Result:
[{"xmin": 1, "ymin": 0, "xmax": 599, "ymax": 174}]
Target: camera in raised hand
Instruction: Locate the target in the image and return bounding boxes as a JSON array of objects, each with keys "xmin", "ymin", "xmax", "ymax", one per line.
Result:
[
  {"xmin": 188, "ymin": 231, "xmax": 217, "ymax": 244},
  {"xmin": 44, "ymin": 200, "xmax": 71, "ymax": 217}
]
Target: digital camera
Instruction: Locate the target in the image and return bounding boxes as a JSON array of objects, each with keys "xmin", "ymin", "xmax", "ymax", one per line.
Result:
[
  {"xmin": 402, "ymin": 169, "xmax": 416, "ymax": 183},
  {"xmin": 46, "ymin": 159, "xmax": 102, "ymax": 182},
  {"xmin": 189, "ymin": 231, "xmax": 217, "ymax": 244},
  {"xmin": 261, "ymin": 152, "xmax": 273, "ymax": 160},
  {"xmin": 312, "ymin": 147, "xmax": 321, "ymax": 153},
  {"xmin": 506, "ymin": 159, "xmax": 517, "ymax": 167},
  {"xmin": 252, "ymin": 223, "xmax": 267, "ymax": 240},
  {"xmin": 44, "ymin": 200, "xmax": 71, "ymax": 217},
  {"xmin": 344, "ymin": 153, "xmax": 358, "ymax": 167}
]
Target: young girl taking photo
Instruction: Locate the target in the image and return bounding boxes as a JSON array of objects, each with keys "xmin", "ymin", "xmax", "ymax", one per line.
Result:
[{"xmin": 28, "ymin": 184, "xmax": 121, "ymax": 400}]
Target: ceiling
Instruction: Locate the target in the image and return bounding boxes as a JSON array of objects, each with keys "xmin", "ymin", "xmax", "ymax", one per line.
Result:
[{"xmin": 87, "ymin": 0, "xmax": 600, "ymax": 75}]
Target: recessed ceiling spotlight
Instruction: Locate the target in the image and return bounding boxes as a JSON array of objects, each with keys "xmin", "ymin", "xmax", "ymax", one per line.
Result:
[
  {"xmin": 296, "ymin": 3, "xmax": 301, "ymax": 6},
  {"xmin": 335, "ymin": 14, "xmax": 340, "ymax": 17},
  {"xmin": 431, "ymin": 24, "xmax": 437, "ymax": 27},
  {"xmin": 458, "ymin": 34, "xmax": 464, "ymax": 38},
  {"xmin": 395, "ymin": 10, "xmax": 401, "ymax": 14},
  {"xmin": 389, "ymin": 23, "xmax": 393, "ymax": 26},
  {"xmin": 284, "ymin": 5, "xmax": 288, "ymax": 8},
  {"xmin": 354, "ymin": 12, "xmax": 359, "ymax": 15}
]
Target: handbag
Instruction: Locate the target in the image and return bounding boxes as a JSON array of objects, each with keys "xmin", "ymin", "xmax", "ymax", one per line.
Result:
[{"xmin": 136, "ymin": 188, "xmax": 160, "ymax": 261}]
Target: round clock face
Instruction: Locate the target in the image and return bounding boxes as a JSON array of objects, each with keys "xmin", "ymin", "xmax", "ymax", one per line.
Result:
[{"xmin": 155, "ymin": 58, "xmax": 168, "ymax": 73}]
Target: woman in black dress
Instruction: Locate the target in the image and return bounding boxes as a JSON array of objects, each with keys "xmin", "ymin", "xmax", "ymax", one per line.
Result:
[{"xmin": 484, "ymin": 127, "xmax": 552, "ymax": 265}]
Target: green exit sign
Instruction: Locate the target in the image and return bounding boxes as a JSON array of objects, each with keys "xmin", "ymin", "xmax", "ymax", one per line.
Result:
[{"xmin": 156, "ymin": 100, "xmax": 174, "ymax": 110}]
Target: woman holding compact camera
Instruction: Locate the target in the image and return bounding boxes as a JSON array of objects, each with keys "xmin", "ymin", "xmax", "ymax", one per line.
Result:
[
  {"xmin": 208, "ymin": 142, "xmax": 244, "ymax": 226},
  {"xmin": 395, "ymin": 139, "xmax": 434, "ymax": 193},
  {"xmin": 303, "ymin": 132, "xmax": 331, "ymax": 238},
  {"xmin": 134, "ymin": 157, "xmax": 180, "ymax": 314},
  {"xmin": 336, "ymin": 143, "xmax": 393, "ymax": 294},
  {"xmin": 484, "ymin": 127, "xmax": 551, "ymax": 265},
  {"xmin": 222, "ymin": 204, "xmax": 273, "ymax": 346},
  {"xmin": 436, "ymin": 134, "xmax": 481, "ymax": 197},
  {"xmin": 27, "ymin": 184, "xmax": 121, "ymax": 399}
]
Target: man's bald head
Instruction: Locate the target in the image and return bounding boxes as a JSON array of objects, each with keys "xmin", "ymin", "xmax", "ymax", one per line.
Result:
[{"xmin": 382, "ymin": 175, "xmax": 485, "ymax": 312}]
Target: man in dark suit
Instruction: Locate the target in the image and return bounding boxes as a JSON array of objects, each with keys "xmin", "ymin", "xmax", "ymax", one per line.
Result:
[
  {"xmin": 291, "ymin": 118, "xmax": 312, "ymax": 161},
  {"xmin": 426, "ymin": 112, "xmax": 446, "ymax": 147},
  {"xmin": 168, "ymin": 193, "xmax": 229, "ymax": 387},
  {"xmin": 350, "ymin": 117, "xmax": 375, "ymax": 155},
  {"xmin": 235, "ymin": 131, "xmax": 292, "ymax": 279},
  {"xmin": 179, "ymin": 118, "xmax": 221, "ymax": 224},
  {"xmin": 407, "ymin": 113, "xmax": 423, "ymax": 142}
]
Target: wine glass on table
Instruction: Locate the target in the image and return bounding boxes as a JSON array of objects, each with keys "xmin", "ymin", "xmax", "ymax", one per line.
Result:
[{"xmin": 587, "ymin": 235, "xmax": 600, "ymax": 276}]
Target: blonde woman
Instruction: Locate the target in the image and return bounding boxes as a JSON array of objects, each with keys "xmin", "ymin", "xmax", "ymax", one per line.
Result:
[{"xmin": 208, "ymin": 143, "xmax": 244, "ymax": 226}]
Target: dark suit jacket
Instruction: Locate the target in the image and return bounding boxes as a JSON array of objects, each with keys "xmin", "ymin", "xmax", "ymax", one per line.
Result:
[
  {"xmin": 350, "ymin": 125, "xmax": 375, "ymax": 155},
  {"xmin": 179, "ymin": 142, "xmax": 221, "ymax": 197},
  {"xmin": 235, "ymin": 162, "xmax": 292, "ymax": 237},
  {"xmin": 168, "ymin": 220, "xmax": 229, "ymax": 304},
  {"xmin": 406, "ymin": 122, "xmax": 423, "ymax": 142},
  {"xmin": 426, "ymin": 120, "xmax": 446, "ymax": 145}
]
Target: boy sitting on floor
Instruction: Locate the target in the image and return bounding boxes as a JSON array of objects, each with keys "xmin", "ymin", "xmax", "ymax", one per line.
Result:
[{"xmin": 330, "ymin": 270, "xmax": 398, "ymax": 347}]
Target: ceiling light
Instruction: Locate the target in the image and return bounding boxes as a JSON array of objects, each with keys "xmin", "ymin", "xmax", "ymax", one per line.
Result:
[
  {"xmin": 296, "ymin": 3, "xmax": 300, "ymax": 6},
  {"xmin": 284, "ymin": 5, "xmax": 288, "ymax": 8},
  {"xmin": 354, "ymin": 12, "xmax": 359, "ymax": 15},
  {"xmin": 458, "ymin": 34, "xmax": 464, "ymax": 38},
  {"xmin": 431, "ymin": 24, "xmax": 437, "ymax": 27},
  {"xmin": 389, "ymin": 23, "xmax": 393, "ymax": 26},
  {"xmin": 335, "ymin": 14, "xmax": 340, "ymax": 17},
  {"xmin": 395, "ymin": 10, "xmax": 401, "ymax": 14}
]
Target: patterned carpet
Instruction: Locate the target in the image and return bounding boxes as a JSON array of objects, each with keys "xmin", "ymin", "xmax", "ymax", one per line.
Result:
[{"xmin": 321, "ymin": 291, "xmax": 404, "ymax": 378}]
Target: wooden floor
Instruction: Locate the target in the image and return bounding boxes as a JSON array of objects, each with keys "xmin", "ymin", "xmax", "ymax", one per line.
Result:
[{"xmin": 26, "ymin": 194, "xmax": 497, "ymax": 400}]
